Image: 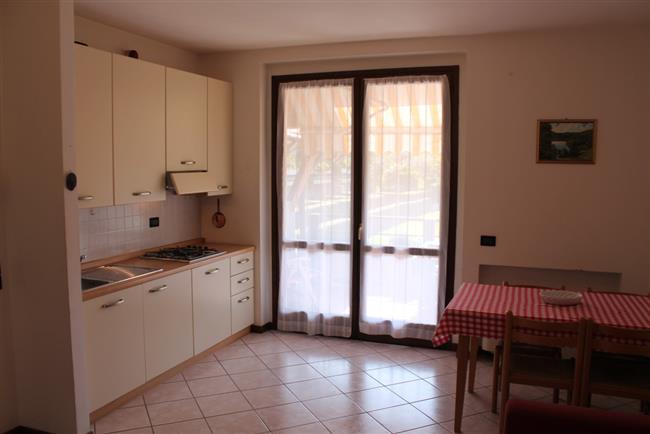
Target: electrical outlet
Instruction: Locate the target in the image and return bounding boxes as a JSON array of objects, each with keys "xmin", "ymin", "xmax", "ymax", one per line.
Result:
[
  {"xmin": 149, "ymin": 217, "xmax": 160, "ymax": 228},
  {"xmin": 480, "ymin": 235, "xmax": 496, "ymax": 247}
]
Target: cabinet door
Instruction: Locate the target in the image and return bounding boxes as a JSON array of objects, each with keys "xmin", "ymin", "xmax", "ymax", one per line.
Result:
[
  {"xmin": 231, "ymin": 288, "xmax": 254, "ymax": 334},
  {"xmin": 113, "ymin": 54, "xmax": 166, "ymax": 204},
  {"xmin": 192, "ymin": 258, "xmax": 231, "ymax": 353},
  {"xmin": 75, "ymin": 45, "xmax": 113, "ymax": 208},
  {"xmin": 143, "ymin": 271, "xmax": 193, "ymax": 380},
  {"xmin": 207, "ymin": 78, "xmax": 233, "ymax": 195},
  {"xmin": 85, "ymin": 285, "xmax": 145, "ymax": 411},
  {"xmin": 166, "ymin": 68, "xmax": 207, "ymax": 171}
]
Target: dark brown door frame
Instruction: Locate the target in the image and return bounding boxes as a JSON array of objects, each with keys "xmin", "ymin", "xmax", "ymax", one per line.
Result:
[{"xmin": 271, "ymin": 66, "xmax": 460, "ymax": 347}]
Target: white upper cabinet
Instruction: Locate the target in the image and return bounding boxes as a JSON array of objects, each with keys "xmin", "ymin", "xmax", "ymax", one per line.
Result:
[
  {"xmin": 207, "ymin": 78, "xmax": 233, "ymax": 195},
  {"xmin": 112, "ymin": 54, "xmax": 166, "ymax": 204},
  {"xmin": 75, "ymin": 45, "xmax": 114, "ymax": 208},
  {"xmin": 166, "ymin": 68, "xmax": 208, "ymax": 172}
]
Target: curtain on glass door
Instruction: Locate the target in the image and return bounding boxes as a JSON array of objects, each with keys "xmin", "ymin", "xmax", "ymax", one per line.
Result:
[
  {"xmin": 276, "ymin": 79, "xmax": 353, "ymax": 337},
  {"xmin": 360, "ymin": 76, "xmax": 451, "ymax": 339}
]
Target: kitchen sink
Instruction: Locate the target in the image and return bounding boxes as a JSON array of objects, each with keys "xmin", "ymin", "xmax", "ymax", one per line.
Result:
[{"xmin": 81, "ymin": 264, "xmax": 163, "ymax": 291}]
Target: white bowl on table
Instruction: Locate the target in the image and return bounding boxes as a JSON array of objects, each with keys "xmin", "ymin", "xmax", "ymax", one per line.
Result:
[{"xmin": 540, "ymin": 289, "xmax": 583, "ymax": 306}]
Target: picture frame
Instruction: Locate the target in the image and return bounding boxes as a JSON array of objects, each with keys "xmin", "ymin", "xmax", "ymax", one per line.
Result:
[{"xmin": 536, "ymin": 119, "xmax": 597, "ymax": 164}]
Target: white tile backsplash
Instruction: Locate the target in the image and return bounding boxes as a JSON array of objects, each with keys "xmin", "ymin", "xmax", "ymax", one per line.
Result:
[{"xmin": 80, "ymin": 192, "xmax": 201, "ymax": 261}]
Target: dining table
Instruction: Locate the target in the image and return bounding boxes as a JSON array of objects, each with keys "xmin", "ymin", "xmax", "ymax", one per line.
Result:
[{"xmin": 432, "ymin": 282, "xmax": 650, "ymax": 433}]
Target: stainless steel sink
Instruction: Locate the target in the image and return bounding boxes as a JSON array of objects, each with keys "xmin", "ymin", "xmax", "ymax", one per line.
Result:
[{"xmin": 81, "ymin": 264, "xmax": 163, "ymax": 291}]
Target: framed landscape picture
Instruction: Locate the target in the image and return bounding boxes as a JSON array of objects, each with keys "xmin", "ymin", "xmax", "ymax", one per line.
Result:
[{"xmin": 537, "ymin": 119, "xmax": 597, "ymax": 164}]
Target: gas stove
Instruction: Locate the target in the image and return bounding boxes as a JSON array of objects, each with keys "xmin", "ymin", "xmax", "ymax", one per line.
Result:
[{"xmin": 142, "ymin": 245, "xmax": 225, "ymax": 263}]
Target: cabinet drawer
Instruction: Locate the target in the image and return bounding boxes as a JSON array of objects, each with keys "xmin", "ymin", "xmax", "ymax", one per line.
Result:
[
  {"xmin": 231, "ymin": 288, "xmax": 254, "ymax": 334},
  {"xmin": 231, "ymin": 269, "xmax": 253, "ymax": 296},
  {"xmin": 231, "ymin": 251, "xmax": 254, "ymax": 275}
]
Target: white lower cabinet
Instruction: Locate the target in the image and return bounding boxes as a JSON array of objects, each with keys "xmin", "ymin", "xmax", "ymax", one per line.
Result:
[
  {"xmin": 85, "ymin": 285, "xmax": 145, "ymax": 411},
  {"xmin": 231, "ymin": 288, "xmax": 255, "ymax": 334},
  {"xmin": 143, "ymin": 272, "xmax": 193, "ymax": 381},
  {"xmin": 192, "ymin": 258, "xmax": 231, "ymax": 354}
]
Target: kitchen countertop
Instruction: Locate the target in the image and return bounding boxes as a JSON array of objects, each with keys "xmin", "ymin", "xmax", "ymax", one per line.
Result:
[{"xmin": 82, "ymin": 240, "xmax": 254, "ymax": 301}]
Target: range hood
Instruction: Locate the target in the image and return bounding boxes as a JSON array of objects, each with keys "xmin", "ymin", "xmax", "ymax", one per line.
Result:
[{"xmin": 167, "ymin": 170, "xmax": 226, "ymax": 195}]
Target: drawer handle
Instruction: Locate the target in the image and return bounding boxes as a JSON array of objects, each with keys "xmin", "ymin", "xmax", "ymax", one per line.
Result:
[
  {"xmin": 148, "ymin": 284, "xmax": 168, "ymax": 293},
  {"xmin": 181, "ymin": 160, "xmax": 196, "ymax": 165},
  {"xmin": 217, "ymin": 185, "xmax": 229, "ymax": 190},
  {"xmin": 78, "ymin": 195, "xmax": 95, "ymax": 201},
  {"xmin": 205, "ymin": 268, "xmax": 220, "ymax": 275},
  {"xmin": 237, "ymin": 296, "xmax": 251, "ymax": 303},
  {"xmin": 132, "ymin": 191, "xmax": 152, "ymax": 197},
  {"xmin": 237, "ymin": 258, "xmax": 250, "ymax": 265},
  {"xmin": 101, "ymin": 298, "xmax": 125, "ymax": 309},
  {"xmin": 237, "ymin": 277, "xmax": 250, "ymax": 284}
]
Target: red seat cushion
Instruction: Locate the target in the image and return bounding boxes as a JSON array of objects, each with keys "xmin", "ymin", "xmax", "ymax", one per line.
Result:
[{"xmin": 504, "ymin": 399, "xmax": 650, "ymax": 434}]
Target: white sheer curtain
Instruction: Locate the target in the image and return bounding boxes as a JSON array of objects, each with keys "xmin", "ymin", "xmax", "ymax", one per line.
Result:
[
  {"xmin": 276, "ymin": 79, "xmax": 353, "ymax": 337},
  {"xmin": 360, "ymin": 75, "xmax": 451, "ymax": 339}
]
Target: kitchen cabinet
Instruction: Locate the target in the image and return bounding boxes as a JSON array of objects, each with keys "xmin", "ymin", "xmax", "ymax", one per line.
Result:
[
  {"xmin": 143, "ymin": 272, "xmax": 193, "ymax": 381},
  {"xmin": 231, "ymin": 288, "xmax": 254, "ymax": 334},
  {"xmin": 85, "ymin": 285, "xmax": 145, "ymax": 411},
  {"xmin": 75, "ymin": 44, "xmax": 114, "ymax": 208},
  {"xmin": 192, "ymin": 258, "xmax": 231, "ymax": 353},
  {"xmin": 207, "ymin": 78, "xmax": 233, "ymax": 195},
  {"xmin": 166, "ymin": 68, "xmax": 208, "ymax": 172},
  {"xmin": 112, "ymin": 54, "xmax": 166, "ymax": 204}
]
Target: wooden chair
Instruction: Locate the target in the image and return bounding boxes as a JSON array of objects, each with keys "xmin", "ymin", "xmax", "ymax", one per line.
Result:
[
  {"xmin": 499, "ymin": 311, "xmax": 588, "ymax": 434},
  {"xmin": 485, "ymin": 282, "xmax": 564, "ymax": 413},
  {"xmin": 580, "ymin": 322, "xmax": 650, "ymax": 412}
]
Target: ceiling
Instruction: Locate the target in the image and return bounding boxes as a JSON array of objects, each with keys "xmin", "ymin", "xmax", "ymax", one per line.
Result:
[{"xmin": 74, "ymin": 0, "xmax": 650, "ymax": 53}]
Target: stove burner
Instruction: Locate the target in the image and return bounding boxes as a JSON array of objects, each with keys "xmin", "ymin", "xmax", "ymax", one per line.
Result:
[{"xmin": 142, "ymin": 245, "xmax": 224, "ymax": 263}]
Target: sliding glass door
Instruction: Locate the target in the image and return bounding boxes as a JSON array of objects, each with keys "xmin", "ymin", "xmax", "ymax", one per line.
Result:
[{"xmin": 273, "ymin": 68, "xmax": 457, "ymax": 342}]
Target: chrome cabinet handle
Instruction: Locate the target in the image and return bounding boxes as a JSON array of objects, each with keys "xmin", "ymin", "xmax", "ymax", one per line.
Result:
[
  {"xmin": 132, "ymin": 191, "xmax": 152, "ymax": 197},
  {"xmin": 237, "ymin": 258, "xmax": 250, "ymax": 265},
  {"xmin": 181, "ymin": 160, "xmax": 196, "ymax": 165},
  {"xmin": 205, "ymin": 268, "xmax": 220, "ymax": 275},
  {"xmin": 217, "ymin": 185, "xmax": 229, "ymax": 190},
  {"xmin": 237, "ymin": 277, "xmax": 250, "ymax": 284},
  {"xmin": 237, "ymin": 296, "xmax": 251, "ymax": 303},
  {"xmin": 78, "ymin": 195, "xmax": 95, "ymax": 201},
  {"xmin": 148, "ymin": 284, "xmax": 168, "ymax": 293},
  {"xmin": 101, "ymin": 298, "xmax": 125, "ymax": 309}
]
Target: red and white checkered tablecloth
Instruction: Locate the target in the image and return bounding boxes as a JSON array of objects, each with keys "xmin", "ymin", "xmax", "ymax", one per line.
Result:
[{"xmin": 432, "ymin": 282, "xmax": 650, "ymax": 346}]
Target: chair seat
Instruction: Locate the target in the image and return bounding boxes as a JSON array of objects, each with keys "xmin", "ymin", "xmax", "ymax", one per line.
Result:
[
  {"xmin": 589, "ymin": 356, "xmax": 650, "ymax": 398},
  {"xmin": 510, "ymin": 354, "xmax": 575, "ymax": 388}
]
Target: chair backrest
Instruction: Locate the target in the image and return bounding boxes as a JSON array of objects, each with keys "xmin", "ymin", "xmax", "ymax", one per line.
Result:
[
  {"xmin": 502, "ymin": 281, "xmax": 566, "ymax": 290},
  {"xmin": 502, "ymin": 311, "xmax": 587, "ymax": 405}
]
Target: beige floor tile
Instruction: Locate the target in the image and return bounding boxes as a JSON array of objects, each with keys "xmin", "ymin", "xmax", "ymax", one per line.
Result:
[
  {"xmin": 221, "ymin": 356, "xmax": 268, "ymax": 374},
  {"xmin": 296, "ymin": 347, "xmax": 342, "ymax": 363},
  {"xmin": 310, "ymin": 358, "xmax": 360, "ymax": 377},
  {"xmin": 282, "ymin": 337, "xmax": 324, "ymax": 351},
  {"xmin": 455, "ymin": 387, "xmax": 494, "ymax": 413},
  {"xmin": 120, "ymin": 395, "xmax": 145, "ymax": 408},
  {"xmin": 259, "ymin": 351, "xmax": 306, "ymax": 368},
  {"xmin": 413, "ymin": 348, "xmax": 456, "ymax": 359},
  {"xmin": 248, "ymin": 340, "xmax": 292, "ymax": 355},
  {"xmin": 346, "ymin": 386, "xmax": 406, "ymax": 412},
  {"xmin": 230, "ymin": 369, "xmax": 283, "ymax": 390},
  {"xmin": 271, "ymin": 421, "xmax": 329, "ymax": 434},
  {"xmin": 111, "ymin": 428, "xmax": 153, "ymax": 434},
  {"xmin": 369, "ymin": 404, "xmax": 434, "ymax": 433},
  {"xmin": 256, "ymin": 402, "xmax": 318, "ymax": 431},
  {"xmin": 303, "ymin": 394, "xmax": 364, "ymax": 420},
  {"xmin": 182, "ymin": 361, "xmax": 227, "ymax": 380},
  {"xmin": 323, "ymin": 412, "xmax": 391, "ymax": 434},
  {"xmin": 196, "ymin": 353, "xmax": 217, "ymax": 363},
  {"xmin": 412, "ymin": 395, "xmax": 481, "ymax": 423},
  {"xmin": 388, "ymin": 379, "xmax": 446, "ymax": 403},
  {"xmin": 146, "ymin": 398, "xmax": 203, "ymax": 426},
  {"xmin": 243, "ymin": 385, "xmax": 298, "ymax": 408},
  {"xmin": 440, "ymin": 413, "xmax": 498, "ymax": 434},
  {"xmin": 152, "ymin": 419, "xmax": 212, "ymax": 434},
  {"xmin": 196, "ymin": 391, "xmax": 253, "ymax": 417},
  {"xmin": 95, "ymin": 406, "xmax": 150, "ymax": 434},
  {"xmin": 366, "ymin": 365, "xmax": 420, "ymax": 386},
  {"xmin": 161, "ymin": 373, "xmax": 185, "ymax": 384},
  {"xmin": 206, "ymin": 410, "xmax": 269, "ymax": 434},
  {"xmin": 358, "ymin": 341, "xmax": 403, "ymax": 352},
  {"xmin": 286, "ymin": 378, "xmax": 341, "ymax": 401},
  {"xmin": 425, "ymin": 373, "xmax": 458, "ymax": 394},
  {"xmin": 214, "ymin": 343, "xmax": 255, "ymax": 360},
  {"xmin": 329, "ymin": 343, "xmax": 373, "ymax": 357},
  {"xmin": 400, "ymin": 424, "xmax": 449, "ymax": 434},
  {"xmin": 187, "ymin": 375, "xmax": 238, "ymax": 397},
  {"xmin": 272, "ymin": 364, "xmax": 322, "ymax": 383},
  {"xmin": 243, "ymin": 333, "xmax": 282, "ymax": 345},
  {"xmin": 382, "ymin": 349, "xmax": 431, "ymax": 365},
  {"xmin": 347, "ymin": 353, "xmax": 397, "ymax": 371},
  {"xmin": 403, "ymin": 359, "xmax": 457, "ymax": 379},
  {"xmin": 328, "ymin": 372, "xmax": 382, "ymax": 393},
  {"xmin": 144, "ymin": 381, "xmax": 193, "ymax": 405}
]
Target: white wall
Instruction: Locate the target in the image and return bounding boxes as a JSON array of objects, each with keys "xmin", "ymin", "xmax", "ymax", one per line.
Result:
[
  {"xmin": 198, "ymin": 24, "xmax": 650, "ymax": 325},
  {"xmin": 1, "ymin": 1, "xmax": 88, "ymax": 432}
]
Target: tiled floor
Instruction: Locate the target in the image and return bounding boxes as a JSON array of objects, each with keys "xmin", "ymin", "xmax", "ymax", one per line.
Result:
[{"xmin": 93, "ymin": 331, "xmax": 642, "ymax": 434}]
